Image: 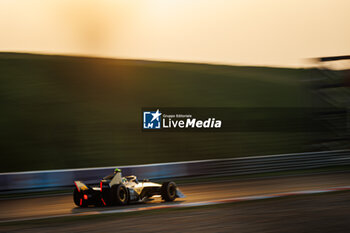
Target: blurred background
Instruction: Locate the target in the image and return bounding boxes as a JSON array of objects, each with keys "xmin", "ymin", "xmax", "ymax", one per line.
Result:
[
  {"xmin": 0, "ymin": 0, "xmax": 349, "ymax": 173},
  {"xmin": 1, "ymin": 2, "xmax": 350, "ymax": 232}
]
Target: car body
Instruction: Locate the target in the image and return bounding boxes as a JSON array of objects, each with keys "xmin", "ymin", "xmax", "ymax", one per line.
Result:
[{"xmin": 73, "ymin": 170, "xmax": 185, "ymax": 207}]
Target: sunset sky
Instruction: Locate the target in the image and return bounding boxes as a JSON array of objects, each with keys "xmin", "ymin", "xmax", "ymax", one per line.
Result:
[{"xmin": 0, "ymin": 0, "xmax": 349, "ymax": 67}]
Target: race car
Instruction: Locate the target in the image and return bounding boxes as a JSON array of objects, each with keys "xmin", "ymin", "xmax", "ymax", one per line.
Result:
[{"xmin": 73, "ymin": 168, "xmax": 185, "ymax": 207}]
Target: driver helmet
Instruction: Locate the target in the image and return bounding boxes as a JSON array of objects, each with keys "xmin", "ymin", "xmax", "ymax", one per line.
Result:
[{"xmin": 114, "ymin": 168, "xmax": 122, "ymax": 173}]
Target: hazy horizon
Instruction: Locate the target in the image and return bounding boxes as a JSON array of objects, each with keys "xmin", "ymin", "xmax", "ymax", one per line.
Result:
[{"xmin": 1, "ymin": 0, "xmax": 350, "ymax": 68}]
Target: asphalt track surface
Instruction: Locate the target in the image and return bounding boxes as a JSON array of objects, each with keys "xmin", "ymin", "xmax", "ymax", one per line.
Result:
[
  {"xmin": 2, "ymin": 189, "xmax": 350, "ymax": 233},
  {"xmin": 1, "ymin": 172, "xmax": 350, "ymax": 223}
]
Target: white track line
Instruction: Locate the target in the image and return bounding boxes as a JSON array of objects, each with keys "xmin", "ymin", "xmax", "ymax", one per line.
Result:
[{"xmin": 1, "ymin": 185, "xmax": 350, "ymax": 224}]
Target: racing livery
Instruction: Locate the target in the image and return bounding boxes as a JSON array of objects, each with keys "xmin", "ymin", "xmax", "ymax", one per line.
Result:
[{"xmin": 73, "ymin": 168, "xmax": 185, "ymax": 207}]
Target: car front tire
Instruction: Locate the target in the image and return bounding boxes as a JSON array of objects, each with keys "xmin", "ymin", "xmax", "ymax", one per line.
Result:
[{"xmin": 161, "ymin": 181, "xmax": 177, "ymax": 202}]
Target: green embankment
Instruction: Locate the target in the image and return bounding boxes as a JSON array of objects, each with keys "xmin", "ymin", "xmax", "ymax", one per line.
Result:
[{"xmin": 0, "ymin": 53, "xmax": 316, "ymax": 172}]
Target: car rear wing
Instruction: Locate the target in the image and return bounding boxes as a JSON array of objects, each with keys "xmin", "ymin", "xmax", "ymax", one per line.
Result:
[{"xmin": 74, "ymin": 181, "xmax": 90, "ymax": 192}]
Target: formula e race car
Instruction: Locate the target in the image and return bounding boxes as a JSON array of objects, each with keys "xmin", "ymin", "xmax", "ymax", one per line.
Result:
[{"xmin": 73, "ymin": 168, "xmax": 185, "ymax": 207}]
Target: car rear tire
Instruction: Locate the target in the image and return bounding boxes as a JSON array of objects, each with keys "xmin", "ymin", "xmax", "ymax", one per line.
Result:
[
  {"xmin": 73, "ymin": 188, "xmax": 87, "ymax": 207},
  {"xmin": 161, "ymin": 181, "xmax": 177, "ymax": 202},
  {"xmin": 111, "ymin": 184, "xmax": 129, "ymax": 205}
]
